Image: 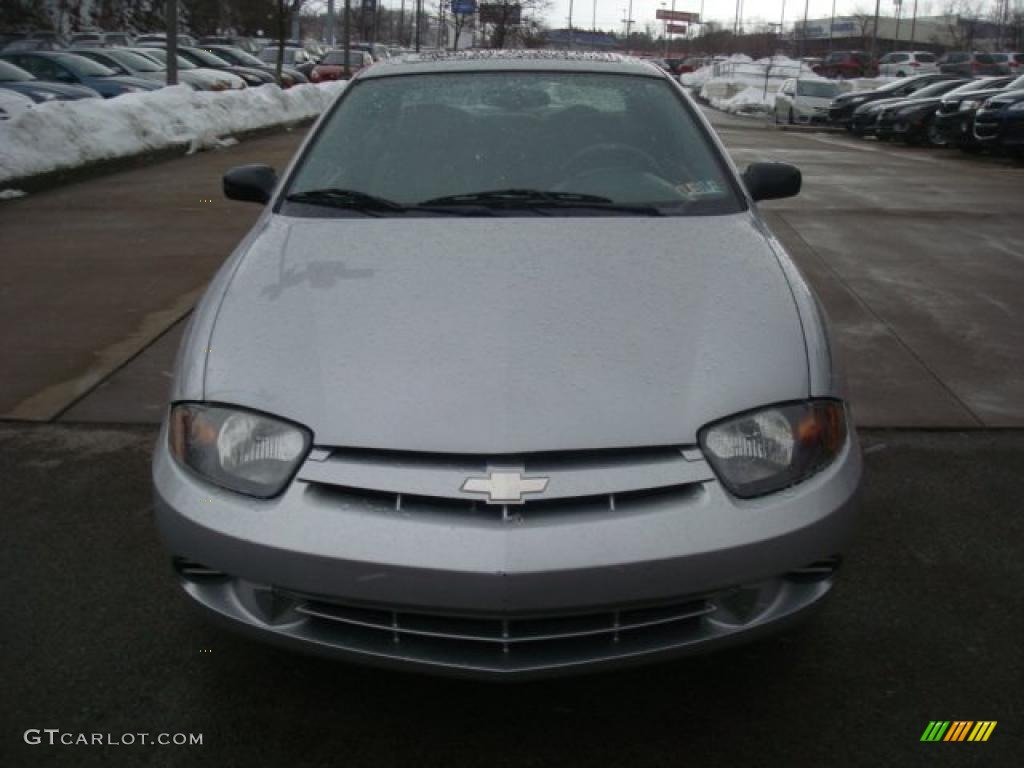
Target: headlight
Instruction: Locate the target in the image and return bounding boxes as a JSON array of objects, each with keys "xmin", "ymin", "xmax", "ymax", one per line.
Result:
[
  {"xmin": 1009, "ymin": 101, "xmax": 1024, "ymax": 112},
  {"xmin": 119, "ymin": 85, "xmax": 141, "ymax": 93},
  {"xmin": 959, "ymin": 99, "xmax": 981, "ymax": 111},
  {"xmin": 168, "ymin": 403, "xmax": 312, "ymax": 498},
  {"xmin": 32, "ymin": 90, "xmax": 57, "ymax": 101},
  {"xmin": 699, "ymin": 400, "xmax": 848, "ymax": 498}
]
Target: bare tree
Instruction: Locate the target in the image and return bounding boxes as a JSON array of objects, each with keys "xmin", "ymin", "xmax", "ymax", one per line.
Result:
[{"xmin": 274, "ymin": 0, "xmax": 306, "ymax": 84}]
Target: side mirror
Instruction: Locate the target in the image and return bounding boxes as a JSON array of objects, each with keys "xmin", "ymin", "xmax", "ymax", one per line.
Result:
[
  {"xmin": 223, "ymin": 164, "xmax": 276, "ymax": 204},
  {"xmin": 741, "ymin": 162, "xmax": 801, "ymax": 202}
]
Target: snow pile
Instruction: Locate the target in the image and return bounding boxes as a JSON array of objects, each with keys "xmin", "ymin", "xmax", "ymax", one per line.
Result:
[
  {"xmin": 0, "ymin": 81, "xmax": 345, "ymax": 184},
  {"xmin": 710, "ymin": 86, "xmax": 776, "ymax": 115},
  {"xmin": 684, "ymin": 55, "xmax": 819, "ymax": 90}
]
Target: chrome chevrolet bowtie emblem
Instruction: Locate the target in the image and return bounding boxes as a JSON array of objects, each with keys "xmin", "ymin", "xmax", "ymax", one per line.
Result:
[{"xmin": 461, "ymin": 471, "xmax": 549, "ymax": 505}]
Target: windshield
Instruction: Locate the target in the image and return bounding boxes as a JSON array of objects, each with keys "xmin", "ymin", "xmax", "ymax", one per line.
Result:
[
  {"xmin": 0, "ymin": 59, "xmax": 34, "ymax": 81},
  {"xmin": 183, "ymin": 48, "xmax": 230, "ymax": 67},
  {"xmin": 322, "ymin": 51, "xmax": 367, "ymax": 66},
  {"xmin": 105, "ymin": 50, "xmax": 164, "ymax": 73},
  {"xmin": 911, "ymin": 80, "xmax": 966, "ymax": 98},
  {"xmin": 285, "ymin": 71, "xmax": 742, "ymax": 216},
  {"xmin": 56, "ymin": 53, "xmax": 117, "ymax": 77},
  {"xmin": 134, "ymin": 48, "xmax": 196, "ymax": 70},
  {"xmin": 212, "ymin": 47, "xmax": 263, "ymax": 67},
  {"xmin": 797, "ymin": 81, "xmax": 839, "ymax": 98},
  {"xmin": 259, "ymin": 47, "xmax": 296, "ymax": 63}
]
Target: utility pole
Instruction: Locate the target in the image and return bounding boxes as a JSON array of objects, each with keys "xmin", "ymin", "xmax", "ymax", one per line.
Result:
[
  {"xmin": 893, "ymin": 0, "xmax": 902, "ymax": 48},
  {"xmin": 909, "ymin": 0, "xmax": 918, "ymax": 43},
  {"xmin": 343, "ymin": 0, "xmax": 351, "ymax": 77},
  {"xmin": 568, "ymin": 0, "xmax": 575, "ymax": 49},
  {"xmin": 870, "ymin": 0, "xmax": 881, "ymax": 59},
  {"xmin": 829, "ymin": 0, "xmax": 835, "ymax": 52},
  {"xmin": 399, "ymin": 0, "xmax": 405, "ymax": 46},
  {"xmin": 328, "ymin": 0, "xmax": 336, "ymax": 46},
  {"xmin": 414, "ymin": 0, "xmax": 421, "ymax": 51},
  {"xmin": 799, "ymin": 0, "xmax": 808, "ymax": 60},
  {"xmin": 625, "ymin": 0, "xmax": 634, "ymax": 39},
  {"xmin": 166, "ymin": 0, "xmax": 178, "ymax": 86},
  {"xmin": 592, "ymin": 0, "xmax": 597, "ymax": 32}
]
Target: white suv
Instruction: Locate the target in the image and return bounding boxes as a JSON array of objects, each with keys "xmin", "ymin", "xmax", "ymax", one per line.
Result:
[{"xmin": 878, "ymin": 51, "xmax": 939, "ymax": 77}]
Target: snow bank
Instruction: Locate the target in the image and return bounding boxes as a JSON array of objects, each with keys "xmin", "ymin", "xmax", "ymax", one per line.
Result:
[
  {"xmin": 0, "ymin": 81, "xmax": 345, "ymax": 184},
  {"xmin": 709, "ymin": 86, "xmax": 776, "ymax": 115}
]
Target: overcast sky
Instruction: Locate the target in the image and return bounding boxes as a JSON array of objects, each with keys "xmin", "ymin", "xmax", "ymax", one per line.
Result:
[{"xmin": 541, "ymin": 0, "xmax": 943, "ymax": 33}]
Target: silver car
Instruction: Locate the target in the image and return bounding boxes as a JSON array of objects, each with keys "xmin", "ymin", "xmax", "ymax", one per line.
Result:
[{"xmin": 154, "ymin": 52, "xmax": 861, "ymax": 679}]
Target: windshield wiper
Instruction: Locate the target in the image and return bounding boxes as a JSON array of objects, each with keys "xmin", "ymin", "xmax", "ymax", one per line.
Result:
[
  {"xmin": 420, "ymin": 189, "xmax": 664, "ymax": 216},
  {"xmin": 285, "ymin": 188, "xmax": 408, "ymax": 213},
  {"xmin": 284, "ymin": 188, "xmax": 494, "ymax": 216}
]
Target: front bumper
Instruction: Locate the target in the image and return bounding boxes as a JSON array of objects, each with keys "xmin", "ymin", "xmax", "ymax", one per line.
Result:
[
  {"xmin": 934, "ymin": 110, "xmax": 977, "ymax": 144},
  {"xmin": 154, "ymin": 429, "xmax": 861, "ymax": 679},
  {"xmin": 974, "ymin": 113, "xmax": 1024, "ymax": 147}
]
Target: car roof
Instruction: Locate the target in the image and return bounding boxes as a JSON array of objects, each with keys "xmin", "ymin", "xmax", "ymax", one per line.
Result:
[{"xmin": 359, "ymin": 50, "xmax": 666, "ymax": 80}]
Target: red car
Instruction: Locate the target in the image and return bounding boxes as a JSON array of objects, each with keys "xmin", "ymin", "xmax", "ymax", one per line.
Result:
[
  {"xmin": 309, "ymin": 49, "xmax": 372, "ymax": 82},
  {"xmin": 813, "ymin": 51, "xmax": 878, "ymax": 79}
]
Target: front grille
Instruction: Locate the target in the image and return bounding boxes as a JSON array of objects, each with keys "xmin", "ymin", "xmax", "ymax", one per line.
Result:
[
  {"xmin": 291, "ymin": 593, "xmax": 716, "ymax": 651},
  {"xmin": 297, "ymin": 445, "xmax": 714, "ymax": 521}
]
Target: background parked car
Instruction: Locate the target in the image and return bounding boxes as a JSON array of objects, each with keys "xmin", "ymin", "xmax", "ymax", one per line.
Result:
[
  {"xmin": 2, "ymin": 37, "xmax": 64, "ymax": 52},
  {"xmin": 257, "ymin": 45, "xmax": 316, "ymax": 76},
  {"xmin": 171, "ymin": 46, "xmax": 268, "ymax": 87},
  {"xmin": 877, "ymin": 51, "xmax": 939, "ymax": 77},
  {"xmin": 990, "ymin": 52, "xmax": 1023, "ymax": 74},
  {"xmin": 828, "ymin": 73, "xmax": 958, "ymax": 127},
  {"xmin": 850, "ymin": 78, "xmax": 969, "ymax": 137},
  {"xmin": 198, "ymin": 36, "xmax": 261, "ymax": 55},
  {"xmin": 68, "ymin": 32, "xmax": 132, "ymax": 48},
  {"xmin": 814, "ymin": 50, "xmax": 877, "ymax": 78},
  {"xmin": 201, "ymin": 44, "xmax": 307, "ymax": 86},
  {"xmin": 0, "ymin": 51, "xmax": 161, "ymax": 98},
  {"xmin": 0, "ymin": 59, "xmax": 100, "ymax": 101},
  {"xmin": 973, "ymin": 89, "xmax": 1024, "ymax": 156},
  {"xmin": 309, "ymin": 50, "xmax": 373, "ymax": 82},
  {"xmin": 939, "ymin": 52, "xmax": 1008, "ymax": 76},
  {"xmin": 135, "ymin": 33, "xmax": 197, "ymax": 47},
  {"xmin": 873, "ymin": 78, "xmax": 976, "ymax": 144},
  {"xmin": 70, "ymin": 47, "xmax": 202, "ymax": 91},
  {"xmin": 348, "ymin": 42, "xmax": 390, "ymax": 62},
  {"xmin": 933, "ymin": 75, "xmax": 1022, "ymax": 150},
  {"xmin": 128, "ymin": 47, "xmax": 243, "ymax": 91},
  {"xmin": 0, "ymin": 86, "xmax": 34, "ymax": 121},
  {"xmin": 774, "ymin": 78, "xmax": 841, "ymax": 124}
]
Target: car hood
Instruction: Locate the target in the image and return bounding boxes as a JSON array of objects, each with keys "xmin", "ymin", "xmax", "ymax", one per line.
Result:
[
  {"xmin": 86, "ymin": 74, "xmax": 161, "ymax": 90},
  {"xmin": 203, "ymin": 214, "xmax": 810, "ymax": 453},
  {"xmin": 0, "ymin": 80, "xmax": 98, "ymax": 99}
]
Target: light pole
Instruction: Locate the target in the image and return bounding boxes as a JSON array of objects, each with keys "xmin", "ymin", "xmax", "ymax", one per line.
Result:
[
  {"xmin": 166, "ymin": 0, "xmax": 177, "ymax": 86},
  {"xmin": 829, "ymin": 0, "xmax": 836, "ymax": 52},
  {"xmin": 909, "ymin": 0, "xmax": 918, "ymax": 44},
  {"xmin": 870, "ymin": 0, "xmax": 881, "ymax": 60},
  {"xmin": 798, "ymin": 0, "xmax": 809, "ymax": 60},
  {"xmin": 592, "ymin": 0, "xmax": 597, "ymax": 32},
  {"xmin": 893, "ymin": 0, "xmax": 902, "ymax": 48},
  {"xmin": 568, "ymin": 0, "xmax": 575, "ymax": 49}
]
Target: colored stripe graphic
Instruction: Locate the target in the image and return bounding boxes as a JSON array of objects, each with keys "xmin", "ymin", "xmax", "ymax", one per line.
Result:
[
  {"xmin": 968, "ymin": 722, "xmax": 997, "ymax": 742},
  {"xmin": 921, "ymin": 721, "xmax": 996, "ymax": 742},
  {"xmin": 944, "ymin": 721, "xmax": 972, "ymax": 741},
  {"xmin": 921, "ymin": 721, "xmax": 950, "ymax": 741}
]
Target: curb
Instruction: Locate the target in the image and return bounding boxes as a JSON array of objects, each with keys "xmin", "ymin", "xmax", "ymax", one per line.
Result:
[{"xmin": 0, "ymin": 117, "xmax": 316, "ymax": 196}]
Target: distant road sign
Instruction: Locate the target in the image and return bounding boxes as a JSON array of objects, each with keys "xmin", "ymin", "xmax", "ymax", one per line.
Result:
[
  {"xmin": 451, "ymin": 0, "xmax": 477, "ymax": 13},
  {"xmin": 666, "ymin": 23, "xmax": 689, "ymax": 34},
  {"xmin": 656, "ymin": 10, "xmax": 700, "ymax": 22}
]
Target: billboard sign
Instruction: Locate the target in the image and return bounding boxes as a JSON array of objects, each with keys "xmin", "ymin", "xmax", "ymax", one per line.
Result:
[
  {"xmin": 656, "ymin": 10, "xmax": 700, "ymax": 22},
  {"xmin": 452, "ymin": 0, "xmax": 478, "ymax": 13},
  {"xmin": 666, "ymin": 23, "xmax": 689, "ymax": 34}
]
